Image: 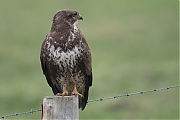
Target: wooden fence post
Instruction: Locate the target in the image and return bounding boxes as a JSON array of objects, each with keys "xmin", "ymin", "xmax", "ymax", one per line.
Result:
[{"xmin": 42, "ymin": 95, "xmax": 79, "ymax": 120}]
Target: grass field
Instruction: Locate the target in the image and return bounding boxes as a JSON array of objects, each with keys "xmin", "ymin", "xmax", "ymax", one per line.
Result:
[{"xmin": 0, "ymin": 0, "xmax": 179, "ymax": 119}]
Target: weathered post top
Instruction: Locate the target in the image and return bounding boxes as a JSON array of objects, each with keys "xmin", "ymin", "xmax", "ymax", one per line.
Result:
[{"xmin": 42, "ymin": 95, "xmax": 79, "ymax": 120}]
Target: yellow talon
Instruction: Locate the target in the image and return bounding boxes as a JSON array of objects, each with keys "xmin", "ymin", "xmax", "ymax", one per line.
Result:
[
  {"xmin": 72, "ymin": 84, "xmax": 83, "ymax": 97},
  {"xmin": 56, "ymin": 88, "xmax": 69, "ymax": 96}
]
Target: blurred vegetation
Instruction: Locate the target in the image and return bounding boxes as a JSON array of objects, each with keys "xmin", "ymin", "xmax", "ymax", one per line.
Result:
[{"xmin": 0, "ymin": 0, "xmax": 179, "ymax": 119}]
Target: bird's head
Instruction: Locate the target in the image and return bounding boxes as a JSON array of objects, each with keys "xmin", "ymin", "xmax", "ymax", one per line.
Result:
[{"xmin": 52, "ymin": 9, "xmax": 83, "ymax": 29}]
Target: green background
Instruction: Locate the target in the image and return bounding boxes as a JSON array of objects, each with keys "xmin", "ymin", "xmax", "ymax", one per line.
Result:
[{"xmin": 0, "ymin": 0, "xmax": 179, "ymax": 119}]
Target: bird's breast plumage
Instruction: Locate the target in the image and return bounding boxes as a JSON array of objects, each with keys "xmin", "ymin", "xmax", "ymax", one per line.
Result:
[
  {"xmin": 47, "ymin": 41, "xmax": 82, "ymax": 68},
  {"xmin": 43, "ymin": 25, "xmax": 83, "ymax": 70}
]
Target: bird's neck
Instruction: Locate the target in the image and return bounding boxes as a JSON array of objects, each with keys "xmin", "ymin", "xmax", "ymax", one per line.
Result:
[{"xmin": 50, "ymin": 20, "xmax": 71, "ymax": 33}]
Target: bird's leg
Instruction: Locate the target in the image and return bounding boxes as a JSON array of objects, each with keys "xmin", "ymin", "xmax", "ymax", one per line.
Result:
[
  {"xmin": 56, "ymin": 87, "xmax": 68, "ymax": 96},
  {"xmin": 62, "ymin": 88, "xmax": 69, "ymax": 95},
  {"xmin": 71, "ymin": 84, "xmax": 83, "ymax": 97}
]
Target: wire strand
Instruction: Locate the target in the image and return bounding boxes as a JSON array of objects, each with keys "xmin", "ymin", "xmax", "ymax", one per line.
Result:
[
  {"xmin": 87, "ymin": 85, "xmax": 180, "ymax": 103},
  {"xmin": 1, "ymin": 85, "xmax": 179, "ymax": 119}
]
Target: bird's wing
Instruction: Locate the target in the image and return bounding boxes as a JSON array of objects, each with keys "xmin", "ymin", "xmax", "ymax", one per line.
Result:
[
  {"xmin": 80, "ymin": 35, "xmax": 93, "ymax": 110},
  {"xmin": 40, "ymin": 38, "xmax": 53, "ymax": 87},
  {"xmin": 40, "ymin": 37, "xmax": 62, "ymax": 94}
]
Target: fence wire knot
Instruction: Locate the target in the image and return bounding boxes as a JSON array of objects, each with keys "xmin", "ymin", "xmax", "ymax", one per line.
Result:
[
  {"xmin": 113, "ymin": 95, "xmax": 117, "ymax": 99},
  {"xmin": 140, "ymin": 91, "xmax": 143, "ymax": 94},
  {"xmin": 30, "ymin": 109, "xmax": 33, "ymax": 114},
  {"xmin": 99, "ymin": 97, "xmax": 104, "ymax": 101},
  {"xmin": 126, "ymin": 93, "xmax": 130, "ymax": 97}
]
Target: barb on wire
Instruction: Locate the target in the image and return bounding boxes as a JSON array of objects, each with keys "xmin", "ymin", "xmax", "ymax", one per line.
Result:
[{"xmin": 1, "ymin": 85, "xmax": 179, "ymax": 119}]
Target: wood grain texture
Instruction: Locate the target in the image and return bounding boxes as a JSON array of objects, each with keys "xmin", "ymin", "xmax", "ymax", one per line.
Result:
[{"xmin": 42, "ymin": 95, "xmax": 79, "ymax": 120}]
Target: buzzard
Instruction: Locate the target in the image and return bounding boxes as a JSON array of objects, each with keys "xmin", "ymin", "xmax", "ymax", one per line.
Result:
[{"xmin": 40, "ymin": 9, "xmax": 92, "ymax": 110}]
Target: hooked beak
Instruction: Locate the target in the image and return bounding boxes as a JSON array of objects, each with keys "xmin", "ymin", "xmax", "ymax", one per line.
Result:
[{"xmin": 78, "ymin": 15, "xmax": 83, "ymax": 21}]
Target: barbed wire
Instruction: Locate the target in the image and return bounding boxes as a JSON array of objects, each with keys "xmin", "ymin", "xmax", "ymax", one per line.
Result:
[
  {"xmin": 1, "ymin": 84, "xmax": 179, "ymax": 119},
  {"xmin": 0, "ymin": 109, "xmax": 41, "ymax": 119},
  {"xmin": 87, "ymin": 85, "xmax": 180, "ymax": 103}
]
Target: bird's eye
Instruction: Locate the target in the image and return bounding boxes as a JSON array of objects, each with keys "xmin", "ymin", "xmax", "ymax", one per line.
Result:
[
  {"xmin": 74, "ymin": 13, "xmax": 78, "ymax": 16},
  {"xmin": 72, "ymin": 13, "xmax": 78, "ymax": 18}
]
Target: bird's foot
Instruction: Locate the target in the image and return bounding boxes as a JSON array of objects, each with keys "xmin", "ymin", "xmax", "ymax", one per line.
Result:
[
  {"xmin": 71, "ymin": 84, "xmax": 83, "ymax": 97},
  {"xmin": 56, "ymin": 88, "xmax": 69, "ymax": 96},
  {"xmin": 72, "ymin": 90, "xmax": 83, "ymax": 98}
]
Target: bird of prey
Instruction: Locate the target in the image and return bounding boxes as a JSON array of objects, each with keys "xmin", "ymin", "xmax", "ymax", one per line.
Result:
[{"xmin": 40, "ymin": 9, "xmax": 92, "ymax": 110}]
